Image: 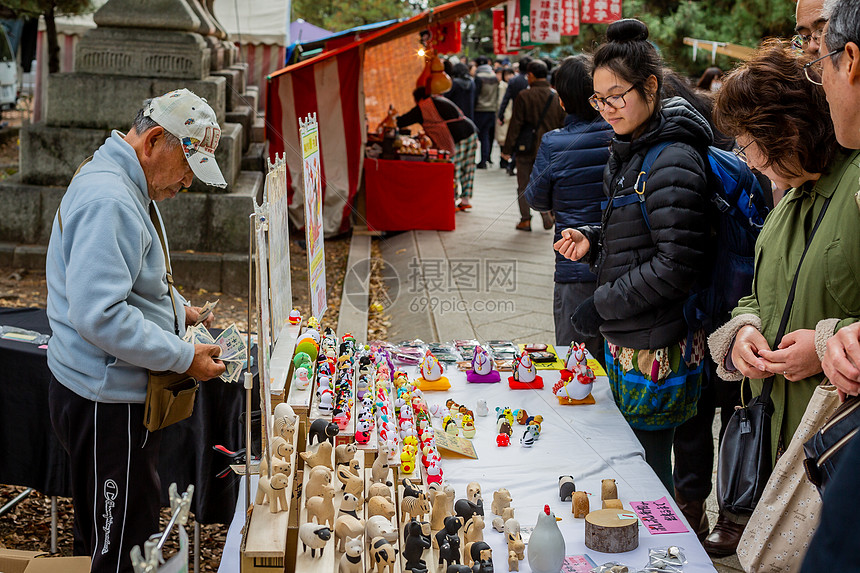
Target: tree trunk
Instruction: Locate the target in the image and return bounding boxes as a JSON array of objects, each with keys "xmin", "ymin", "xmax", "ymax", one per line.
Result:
[{"xmin": 45, "ymin": 2, "xmax": 59, "ymax": 75}]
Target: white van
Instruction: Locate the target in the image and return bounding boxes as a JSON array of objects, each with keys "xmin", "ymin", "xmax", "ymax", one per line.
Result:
[{"xmin": 0, "ymin": 26, "xmax": 17, "ymax": 111}]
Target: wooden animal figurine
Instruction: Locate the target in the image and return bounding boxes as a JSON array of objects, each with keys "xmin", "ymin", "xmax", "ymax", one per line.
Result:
[
  {"xmin": 335, "ymin": 515, "xmax": 366, "ymax": 552},
  {"xmin": 508, "ymin": 550, "xmax": 519, "ymax": 572},
  {"xmin": 492, "ymin": 489, "xmax": 512, "ymax": 516},
  {"xmin": 299, "ymin": 523, "xmax": 331, "ymax": 558},
  {"xmin": 430, "ymin": 484, "xmax": 455, "ymax": 538},
  {"xmin": 402, "ymin": 478, "xmax": 423, "ymax": 499},
  {"xmin": 337, "ymin": 464, "xmax": 365, "ymax": 502},
  {"xmin": 365, "ymin": 515, "xmax": 398, "ymax": 547},
  {"xmin": 448, "ymin": 566, "xmax": 472, "ymax": 573},
  {"xmin": 309, "ymin": 418, "xmax": 340, "ymax": 445},
  {"xmin": 306, "ymin": 485, "xmax": 336, "ymax": 527},
  {"xmin": 368, "ymin": 495, "xmax": 396, "ymax": 520},
  {"xmin": 339, "ymin": 535, "xmax": 363, "ymax": 573},
  {"xmin": 368, "ymin": 482, "xmax": 392, "ymax": 501},
  {"xmin": 492, "ymin": 507, "xmax": 515, "ymax": 532},
  {"xmin": 505, "ymin": 519, "xmax": 524, "ymax": 559},
  {"xmin": 370, "ymin": 536, "xmax": 398, "ymax": 573},
  {"xmin": 403, "ymin": 518, "xmax": 432, "ymax": 573},
  {"xmin": 466, "ymin": 482, "xmax": 482, "ymax": 504},
  {"xmin": 601, "ymin": 479, "xmax": 618, "ymax": 501},
  {"xmin": 603, "ymin": 499, "xmax": 624, "ymax": 510},
  {"xmin": 335, "ymin": 443, "xmax": 358, "ymax": 465},
  {"xmin": 301, "ymin": 440, "xmax": 334, "ymax": 470},
  {"xmin": 464, "ymin": 514, "xmax": 485, "ymax": 544},
  {"xmin": 305, "ymin": 466, "xmax": 333, "ymax": 499},
  {"xmin": 274, "ymin": 402, "xmax": 298, "ymax": 429},
  {"xmin": 558, "ymin": 476, "xmax": 575, "ymax": 502},
  {"xmin": 255, "ymin": 473, "xmax": 289, "ymax": 513},
  {"xmin": 469, "ymin": 541, "xmax": 493, "ymax": 573},
  {"xmin": 258, "ymin": 455, "xmax": 290, "ymax": 479},
  {"xmin": 274, "ymin": 415, "xmax": 296, "ymax": 441},
  {"xmin": 401, "ymin": 491, "xmax": 432, "ymax": 523},
  {"xmin": 339, "ymin": 493, "xmax": 360, "ymax": 519},
  {"xmin": 371, "ymin": 446, "xmax": 392, "ymax": 485},
  {"xmin": 572, "ymin": 491, "xmax": 589, "ymax": 518},
  {"xmin": 271, "ymin": 436, "xmax": 294, "ymax": 461},
  {"xmin": 435, "ymin": 516, "xmax": 462, "ymax": 569},
  {"xmin": 455, "ymin": 498, "xmax": 484, "ymax": 522},
  {"xmin": 341, "ymin": 457, "xmax": 361, "ymax": 476}
]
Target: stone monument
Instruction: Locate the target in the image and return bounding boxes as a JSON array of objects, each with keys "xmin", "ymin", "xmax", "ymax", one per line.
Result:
[{"xmin": 0, "ymin": 0, "xmax": 266, "ymax": 294}]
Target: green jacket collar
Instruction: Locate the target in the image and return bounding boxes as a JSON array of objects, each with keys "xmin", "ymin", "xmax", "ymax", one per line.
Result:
[{"xmin": 785, "ymin": 148, "xmax": 860, "ymax": 202}]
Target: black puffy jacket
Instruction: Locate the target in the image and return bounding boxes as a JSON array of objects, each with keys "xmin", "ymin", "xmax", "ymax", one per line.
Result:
[{"xmin": 579, "ymin": 97, "xmax": 713, "ymax": 349}]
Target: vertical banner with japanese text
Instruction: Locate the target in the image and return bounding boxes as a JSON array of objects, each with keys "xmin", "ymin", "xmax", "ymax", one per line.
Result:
[
  {"xmin": 430, "ymin": 20, "xmax": 462, "ymax": 54},
  {"xmin": 493, "ymin": 8, "xmax": 507, "ymax": 55},
  {"xmin": 507, "ymin": 0, "xmax": 522, "ymax": 51},
  {"xmin": 300, "ymin": 113, "xmax": 327, "ymax": 322},
  {"xmin": 582, "ymin": 0, "xmax": 622, "ymax": 24},
  {"xmin": 530, "ymin": 0, "xmax": 562, "ymax": 44},
  {"xmin": 561, "ymin": 0, "xmax": 580, "ymax": 35},
  {"xmin": 520, "ymin": 0, "xmax": 535, "ymax": 45}
]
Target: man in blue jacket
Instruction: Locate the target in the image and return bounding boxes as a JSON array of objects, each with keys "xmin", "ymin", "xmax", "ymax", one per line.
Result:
[
  {"xmin": 46, "ymin": 89, "xmax": 226, "ymax": 572},
  {"xmin": 524, "ymin": 55, "xmax": 613, "ymax": 361}
]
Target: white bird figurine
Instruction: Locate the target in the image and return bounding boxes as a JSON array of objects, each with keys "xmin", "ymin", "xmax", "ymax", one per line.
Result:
[{"xmin": 527, "ymin": 505, "xmax": 565, "ymax": 573}]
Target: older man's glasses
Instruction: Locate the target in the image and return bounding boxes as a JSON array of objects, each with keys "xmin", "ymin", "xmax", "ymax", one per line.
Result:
[
  {"xmin": 791, "ymin": 28, "xmax": 824, "ymax": 50},
  {"xmin": 589, "ymin": 85, "xmax": 636, "ymax": 111},
  {"xmin": 803, "ymin": 47, "xmax": 846, "ymax": 85}
]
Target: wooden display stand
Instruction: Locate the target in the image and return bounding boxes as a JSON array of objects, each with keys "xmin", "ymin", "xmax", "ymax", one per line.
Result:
[{"xmin": 584, "ymin": 509, "xmax": 639, "ymax": 553}]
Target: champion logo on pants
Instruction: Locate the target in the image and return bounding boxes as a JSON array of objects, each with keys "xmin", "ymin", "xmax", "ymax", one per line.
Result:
[{"xmin": 101, "ymin": 479, "xmax": 118, "ymax": 554}]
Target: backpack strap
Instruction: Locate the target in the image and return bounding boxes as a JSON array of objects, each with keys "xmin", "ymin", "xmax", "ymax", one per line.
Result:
[
  {"xmin": 149, "ymin": 202, "xmax": 181, "ymax": 336},
  {"xmin": 600, "ymin": 142, "xmax": 674, "ymax": 231}
]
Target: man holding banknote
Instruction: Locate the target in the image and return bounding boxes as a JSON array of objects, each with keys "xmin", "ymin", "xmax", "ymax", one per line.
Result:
[{"xmin": 45, "ymin": 89, "xmax": 227, "ymax": 573}]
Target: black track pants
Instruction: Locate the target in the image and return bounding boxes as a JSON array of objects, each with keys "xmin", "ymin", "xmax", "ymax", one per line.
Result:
[{"xmin": 48, "ymin": 377, "xmax": 162, "ymax": 573}]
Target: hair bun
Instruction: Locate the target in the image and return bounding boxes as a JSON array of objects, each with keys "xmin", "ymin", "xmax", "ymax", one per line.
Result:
[{"xmin": 606, "ymin": 19, "xmax": 649, "ymax": 43}]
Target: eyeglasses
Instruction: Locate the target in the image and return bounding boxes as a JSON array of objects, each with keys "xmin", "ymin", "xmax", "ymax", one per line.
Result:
[
  {"xmin": 733, "ymin": 140, "xmax": 753, "ymax": 164},
  {"xmin": 589, "ymin": 85, "xmax": 636, "ymax": 111},
  {"xmin": 803, "ymin": 47, "xmax": 845, "ymax": 85},
  {"xmin": 791, "ymin": 27, "xmax": 824, "ymax": 50}
]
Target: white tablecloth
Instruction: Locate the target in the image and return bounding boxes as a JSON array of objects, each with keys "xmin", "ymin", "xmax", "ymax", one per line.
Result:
[{"xmin": 219, "ymin": 353, "xmax": 717, "ymax": 573}]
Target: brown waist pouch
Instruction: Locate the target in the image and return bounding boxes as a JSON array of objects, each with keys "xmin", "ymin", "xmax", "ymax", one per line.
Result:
[{"xmin": 143, "ymin": 370, "xmax": 199, "ymax": 432}]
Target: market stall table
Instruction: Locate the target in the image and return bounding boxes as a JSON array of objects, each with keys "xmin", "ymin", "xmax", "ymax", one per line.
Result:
[
  {"xmin": 218, "ymin": 350, "xmax": 717, "ymax": 572},
  {"xmin": 363, "ymin": 157, "xmax": 456, "ymax": 232},
  {"xmin": 0, "ymin": 307, "xmax": 250, "ymax": 525}
]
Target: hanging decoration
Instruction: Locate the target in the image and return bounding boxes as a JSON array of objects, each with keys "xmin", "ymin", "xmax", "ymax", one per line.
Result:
[
  {"xmin": 507, "ymin": 0, "xmax": 522, "ymax": 52},
  {"xmin": 493, "ymin": 8, "xmax": 508, "ymax": 55},
  {"xmin": 561, "ymin": 0, "xmax": 580, "ymax": 36},
  {"xmin": 581, "ymin": 0, "xmax": 622, "ymax": 24},
  {"xmin": 429, "ymin": 20, "xmax": 462, "ymax": 54}
]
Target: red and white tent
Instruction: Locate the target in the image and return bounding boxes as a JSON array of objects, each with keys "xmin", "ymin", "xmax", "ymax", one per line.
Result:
[{"xmin": 266, "ymin": 0, "xmax": 506, "ymax": 236}]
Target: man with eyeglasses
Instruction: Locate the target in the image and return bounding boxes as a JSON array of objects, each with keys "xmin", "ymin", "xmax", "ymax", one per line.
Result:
[
  {"xmin": 802, "ymin": 1, "xmax": 860, "ymax": 569},
  {"xmin": 795, "ymin": 0, "xmax": 827, "ymax": 55}
]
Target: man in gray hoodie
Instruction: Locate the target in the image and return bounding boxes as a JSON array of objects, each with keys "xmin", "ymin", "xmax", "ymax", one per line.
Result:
[
  {"xmin": 473, "ymin": 55, "xmax": 501, "ymax": 168},
  {"xmin": 46, "ymin": 88, "xmax": 226, "ymax": 572}
]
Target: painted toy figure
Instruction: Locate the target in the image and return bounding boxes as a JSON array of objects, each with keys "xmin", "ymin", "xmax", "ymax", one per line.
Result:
[
  {"xmin": 467, "ymin": 345, "xmax": 501, "ymax": 383},
  {"xmin": 509, "ymin": 351, "xmax": 543, "ymax": 389},
  {"xmin": 416, "ymin": 350, "xmax": 450, "ymax": 390},
  {"xmin": 554, "ymin": 342, "xmax": 596, "ymax": 403},
  {"xmin": 288, "ymin": 309, "xmax": 302, "ymax": 325}
]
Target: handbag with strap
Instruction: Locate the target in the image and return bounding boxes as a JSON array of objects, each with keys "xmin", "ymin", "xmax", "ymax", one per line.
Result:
[
  {"xmin": 717, "ymin": 194, "xmax": 832, "ymax": 516},
  {"xmin": 736, "ymin": 383, "xmax": 840, "ymax": 572},
  {"xmin": 515, "ymin": 93, "xmax": 555, "ymax": 155},
  {"xmin": 803, "ymin": 394, "xmax": 860, "ymax": 494}
]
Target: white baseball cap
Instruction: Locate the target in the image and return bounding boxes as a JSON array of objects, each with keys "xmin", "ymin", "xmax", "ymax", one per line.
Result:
[{"xmin": 143, "ymin": 88, "xmax": 227, "ymax": 188}]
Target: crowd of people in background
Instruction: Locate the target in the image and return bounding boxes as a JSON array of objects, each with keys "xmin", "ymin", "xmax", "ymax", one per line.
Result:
[{"xmin": 415, "ymin": 0, "xmax": 860, "ymax": 567}]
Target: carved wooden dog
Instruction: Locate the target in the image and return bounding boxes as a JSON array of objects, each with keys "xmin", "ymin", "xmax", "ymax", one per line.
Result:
[
  {"xmin": 505, "ymin": 518, "xmax": 524, "ymax": 560},
  {"xmin": 401, "ymin": 491, "xmax": 432, "ymax": 523},
  {"xmin": 255, "ymin": 473, "xmax": 289, "ymax": 513},
  {"xmin": 305, "ymin": 466, "xmax": 333, "ymax": 499},
  {"xmin": 335, "ymin": 515, "xmax": 366, "ymax": 552},
  {"xmin": 307, "ymin": 485, "xmax": 336, "ymax": 527},
  {"xmin": 339, "ymin": 535, "xmax": 363, "ymax": 573},
  {"xmin": 492, "ymin": 488, "xmax": 512, "ymax": 515},
  {"xmin": 370, "ymin": 536, "xmax": 398, "ymax": 573}
]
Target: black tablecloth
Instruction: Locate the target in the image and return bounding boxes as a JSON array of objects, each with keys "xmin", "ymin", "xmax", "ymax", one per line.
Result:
[{"xmin": 0, "ymin": 308, "xmax": 253, "ymax": 524}]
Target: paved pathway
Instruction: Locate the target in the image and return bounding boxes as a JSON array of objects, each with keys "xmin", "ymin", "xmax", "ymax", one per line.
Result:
[
  {"xmin": 380, "ymin": 163, "xmax": 557, "ymax": 343},
  {"xmin": 378, "ymin": 157, "xmax": 743, "ymax": 573}
]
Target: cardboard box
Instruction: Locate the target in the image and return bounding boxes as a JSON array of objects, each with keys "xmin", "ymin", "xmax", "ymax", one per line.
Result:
[{"xmin": 0, "ymin": 549, "xmax": 90, "ymax": 573}]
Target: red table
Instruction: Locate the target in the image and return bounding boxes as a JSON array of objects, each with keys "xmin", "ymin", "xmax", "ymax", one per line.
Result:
[{"xmin": 363, "ymin": 157, "xmax": 456, "ymax": 232}]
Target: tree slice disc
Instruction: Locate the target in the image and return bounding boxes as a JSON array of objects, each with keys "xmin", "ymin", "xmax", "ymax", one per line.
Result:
[{"xmin": 584, "ymin": 509, "xmax": 638, "ymax": 553}]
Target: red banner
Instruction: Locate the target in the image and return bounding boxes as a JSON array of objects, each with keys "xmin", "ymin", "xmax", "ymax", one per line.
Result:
[
  {"xmin": 530, "ymin": 0, "xmax": 561, "ymax": 44},
  {"xmin": 429, "ymin": 20, "xmax": 462, "ymax": 54},
  {"xmin": 507, "ymin": 0, "xmax": 521, "ymax": 51},
  {"xmin": 493, "ymin": 8, "xmax": 507, "ymax": 55},
  {"xmin": 581, "ymin": 0, "xmax": 622, "ymax": 24},
  {"xmin": 561, "ymin": 0, "xmax": 580, "ymax": 35}
]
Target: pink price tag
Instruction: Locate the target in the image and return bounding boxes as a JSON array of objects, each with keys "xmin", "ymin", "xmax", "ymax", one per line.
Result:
[
  {"xmin": 629, "ymin": 496, "xmax": 689, "ymax": 535},
  {"xmin": 562, "ymin": 555, "xmax": 597, "ymax": 573}
]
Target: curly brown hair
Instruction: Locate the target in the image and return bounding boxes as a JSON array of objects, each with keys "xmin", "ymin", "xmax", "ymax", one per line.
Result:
[{"xmin": 713, "ymin": 39, "xmax": 839, "ymax": 177}]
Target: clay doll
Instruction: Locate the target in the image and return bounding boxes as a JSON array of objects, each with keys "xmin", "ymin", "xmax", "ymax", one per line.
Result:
[{"xmin": 467, "ymin": 345, "xmax": 501, "ymax": 383}]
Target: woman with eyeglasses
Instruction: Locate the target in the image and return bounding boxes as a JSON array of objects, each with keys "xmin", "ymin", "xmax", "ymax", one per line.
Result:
[
  {"xmin": 707, "ymin": 37, "xmax": 860, "ymax": 527},
  {"xmin": 553, "ymin": 19, "xmax": 713, "ymax": 496}
]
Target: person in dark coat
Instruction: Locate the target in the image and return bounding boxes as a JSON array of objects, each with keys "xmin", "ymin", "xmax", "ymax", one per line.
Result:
[
  {"xmin": 445, "ymin": 63, "xmax": 476, "ymax": 121},
  {"xmin": 501, "ymin": 60, "xmax": 565, "ymax": 231},
  {"xmin": 525, "ymin": 54, "xmax": 613, "ymax": 362},
  {"xmin": 554, "ymin": 19, "xmax": 712, "ymax": 494},
  {"xmin": 498, "ymin": 56, "xmax": 532, "ymax": 176}
]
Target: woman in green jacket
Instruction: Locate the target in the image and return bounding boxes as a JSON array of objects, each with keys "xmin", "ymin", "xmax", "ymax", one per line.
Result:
[{"xmin": 708, "ymin": 40, "xmax": 860, "ymax": 464}]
